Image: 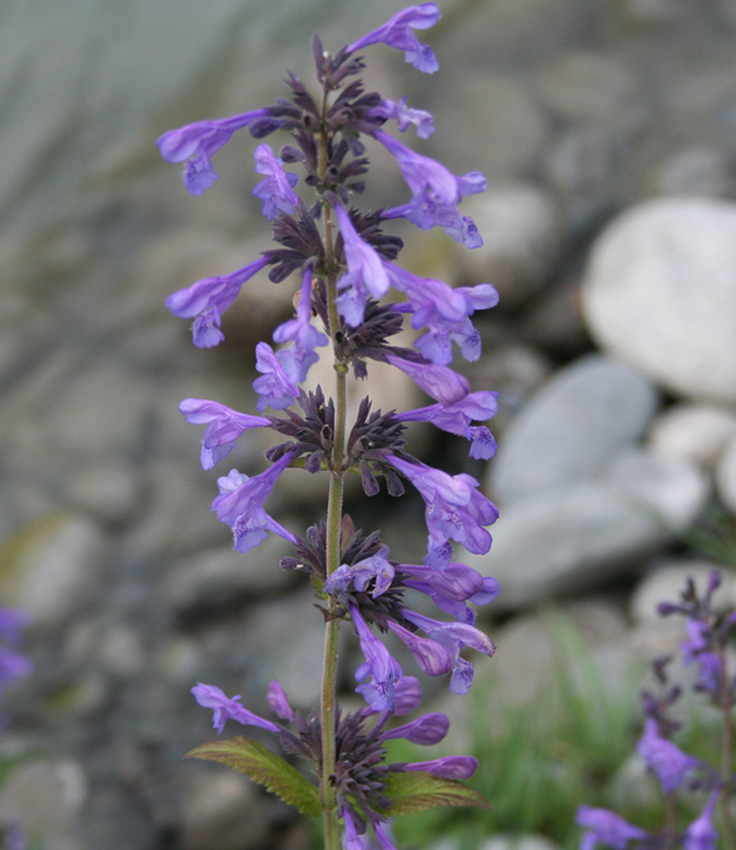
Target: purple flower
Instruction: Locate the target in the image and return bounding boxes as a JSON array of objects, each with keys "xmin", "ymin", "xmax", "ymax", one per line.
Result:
[
  {"xmin": 385, "ymin": 355, "xmax": 470, "ymax": 405},
  {"xmin": 210, "ymin": 453, "xmax": 296, "ymax": 553},
  {"xmin": 400, "ymin": 562, "xmax": 499, "ymax": 623},
  {"xmin": 334, "ymin": 205, "xmax": 390, "ymax": 326},
  {"xmin": 179, "ymin": 398, "xmax": 271, "ymax": 469},
  {"xmin": 576, "ymin": 806, "xmax": 647, "ymax": 850},
  {"xmin": 166, "ymin": 256, "xmax": 270, "ymax": 348},
  {"xmin": 386, "ymin": 620, "xmax": 453, "ymax": 678},
  {"xmin": 375, "ymin": 131, "xmax": 486, "ymax": 246},
  {"xmin": 350, "ymin": 604, "xmax": 403, "ymax": 712},
  {"xmin": 325, "ymin": 546, "xmax": 395, "ymax": 599},
  {"xmin": 381, "ymin": 712, "xmax": 449, "ymax": 745},
  {"xmin": 346, "ymin": 4, "xmax": 442, "ymax": 74},
  {"xmin": 401, "ymin": 609, "xmax": 496, "ymax": 694},
  {"xmin": 192, "ymin": 682, "xmax": 281, "ymax": 735},
  {"xmin": 684, "ymin": 792, "xmax": 719, "ymax": 850},
  {"xmin": 368, "ymin": 97, "xmax": 436, "ymax": 139},
  {"xmin": 385, "ymin": 454, "xmax": 498, "ymax": 560},
  {"xmin": 636, "ymin": 717, "xmax": 699, "ymax": 793},
  {"xmin": 266, "ymin": 680, "xmax": 294, "ymax": 723},
  {"xmin": 252, "ymin": 143, "xmax": 299, "ymax": 221},
  {"xmin": 396, "ymin": 392, "xmax": 498, "ymax": 460},
  {"xmin": 402, "ymin": 756, "xmax": 478, "ymax": 779},
  {"xmin": 0, "ymin": 608, "xmax": 32, "ymax": 699},
  {"xmin": 157, "ymin": 108, "xmax": 271, "ymax": 195},
  {"xmin": 272, "ymin": 266, "xmax": 329, "ymax": 384},
  {"xmin": 253, "ymin": 342, "xmax": 299, "ymax": 411}
]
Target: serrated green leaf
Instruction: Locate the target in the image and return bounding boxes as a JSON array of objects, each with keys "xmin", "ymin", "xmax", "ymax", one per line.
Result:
[
  {"xmin": 187, "ymin": 736, "xmax": 322, "ymax": 817},
  {"xmin": 382, "ymin": 771, "xmax": 492, "ymax": 816}
]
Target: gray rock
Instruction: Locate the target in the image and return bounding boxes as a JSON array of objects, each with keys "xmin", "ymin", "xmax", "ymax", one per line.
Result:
[
  {"xmin": 648, "ymin": 403, "xmax": 736, "ymax": 467},
  {"xmin": 466, "ymin": 482, "xmax": 672, "ymax": 609},
  {"xmin": 716, "ymin": 433, "xmax": 736, "ymax": 514},
  {"xmin": 455, "ymin": 183, "xmax": 562, "ymax": 308},
  {"xmin": 582, "ymin": 198, "xmax": 736, "ymax": 403},
  {"xmin": 481, "ymin": 835, "xmax": 560, "ymax": 850},
  {"xmin": 652, "ymin": 146, "xmax": 735, "ymax": 197},
  {"xmin": 488, "ymin": 354, "xmax": 659, "ymax": 505},
  {"xmin": 0, "ymin": 513, "xmax": 107, "ymax": 629},
  {"xmin": 66, "ymin": 461, "xmax": 144, "ymax": 525}
]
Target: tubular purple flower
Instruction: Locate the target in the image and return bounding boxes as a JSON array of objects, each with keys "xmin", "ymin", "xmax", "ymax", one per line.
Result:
[
  {"xmin": 210, "ymin": 453, "xmax": 296, "ymax": 553},
  {"xmin": 252, "ymin": 143, "xmax": 300, "ymax": 221},
  {"xmin": 373, "ymin": 822, "xmax": 399, "ymax": 850},
  {"xmin": 350, "ymin": 604, "xmax": 403, "ymax": 712},
  {"xmin": 402, "ymin": 756, "xmax": 478, "ymax": 780},
  {"xmin": 389, "ymin": 676, "xmax": 422, "ymax": 717},
  {"xmin": 166, "ymin": 256, "xmax": 270, "ymax": 348},
  {"xmin": 179, "ymin": 398, "xmax": 271, "ymax": 469},
  {"xmin": 253, "ymin": 342, "xmax": 299, "ymax": 411},
  {"xmin": 267, "ymin": 680, "xmax": 295, "ymax": 723},
  {"xmin": 386, "ymin": 620, "xmax": 452, "ymax": 677},
  {"xmin": 576, "ymin": 806, "xmax": 648, "ymax": 850},
  {"xmin": 324, "ymin": 546, "xmax": 395, "ymax": 599},
  {"xmin": 381, "ymin": 712, "xmax": 449, "ymax": 745},
  {"xmin": 334, "ymin": 205, "xmax": 390, "ymax": 326},
  {"xmin": 636, "ymin": 717, "xmax": 699, "ymax": 793},
  {"xmin": 385, "ymin": 355, "xmax": 469, "ymax": 405},
  {"xmin": 368, "ymin": 98, "xmax": 436, "ymax": 139},
  {"xmin": 684, "ymin": 792, "xmax": 719, "ymax": 850},
  {"xmin": 192, "ymin": 682, "xmax": 281, "ymax": 735},
  {"xmin": 342, "ymin": 807, "xmax": 364, "ymax": 850},
  {"xmin": 157, "ymin": 108, "xmax": 271, "ymax": 195},
  {"xmin": 346, "ymin": 4, "xmax": 441, "ymax": 74},
  {"xmin": 385, "ymin": 455, "xmax": 498, "ymax": 559},
  {"xmin": 400, "ymin": 561, "xmax": 494, "ymax": 623},
  {"xmin": 273, "ymin": 266, "xmax": 329, "ymax": 384},
  {"xmin": 402, "ymin": 609, "xmax": 495, "ymax": 694},
  {"xmin": 396, "ymin": 392, "xmax": 498, "ymax": 460}
]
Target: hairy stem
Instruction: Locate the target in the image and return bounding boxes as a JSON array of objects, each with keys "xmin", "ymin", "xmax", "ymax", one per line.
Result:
[{"xmin": 720, "ymin": 644, "xmax": 735, "ymax": 850}]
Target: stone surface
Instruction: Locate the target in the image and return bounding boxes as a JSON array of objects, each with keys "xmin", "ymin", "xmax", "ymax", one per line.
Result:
[
  {"xmin": 488, "ymin": 354, "xmax": 659, "ymax": 505},
  {"xmin": 648, "ymin": 402, "xmax": 736, "ymax": 467},
  {"xmin": 716, "ymin": 432, "xmax": 736, "ymax": 513},
  {"xmin": 455, "ymin": 183, "xmax": 562, "ymax": 308},
  {"xmin": 582, "ymin": 198, "xmax": 736, "ymax": 403}
]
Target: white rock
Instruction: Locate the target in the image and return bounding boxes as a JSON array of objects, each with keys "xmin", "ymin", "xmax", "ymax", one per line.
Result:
[
  {"xmin": 466, "ymin": 482, "xmax": 672, "ymax": 609},
  {"xmin": 603, "ymin": 447, "xmax": 709, "ymax": 529},
  {"xmin": 648, "ymin": 403, "xmax": 736, "ymax": 467},
  {"xmin": 455, "ymin": 184, "xmax": 562, "ymax": 308},
  {"xmin": 488, "ymin": 354, "xmax": 659, "ymax": 505},
  {"xmin": 582, "ymin": 198, "xmax": 736, "ymax": 403},
  {"xmin": 716, "ymin": 433, "xmax": 736, "ymax": 513}
]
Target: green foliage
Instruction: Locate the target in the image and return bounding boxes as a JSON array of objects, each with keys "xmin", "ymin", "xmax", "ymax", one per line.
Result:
[
  {"xmin": 381, "ymin": 771, "xmax": 492, "ymax": 816},
  {"xmin": 187, "ymin": 736, "xmax": 323, "ymax": 817}
]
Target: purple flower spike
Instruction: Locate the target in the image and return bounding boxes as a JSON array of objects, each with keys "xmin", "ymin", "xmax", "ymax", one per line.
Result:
[
  {"xmin": 684, "ymin": 792, "xmax": 719, "ymax": 850},
  {"xmin": 273, "ymin": 266, "xmax": 329, "ymax": 384},
  {"xmin": 210, "ymin": 453, "xmax": 296, "ymax": 553},
  {"xmin": 266, "ymin": 680, "xmax": 294, "ymax": 723},
  {"xmin": 179, "ymin": 398, "xmax": 271, "ymax": 469},
  {"xmin": 403, "ymin": 756, "xmax": 478, "ymax": 780},
  {"xmin": 350, "ymin": 604, "xmax": 403, "ymax": 712},
  {"xmin": 636, "ymin": 717, "xmax": 700, "ymax": 793},
  {"xmin": 191, "ymin": 683, "xmax": 280, "ymax": 735},
  {"xmin": 576, "ymin": 806, "xmax": 648, "ymax": 850},
  {"xmin": 346, "ymin": 4, "xmax": 442, "ymax": 74},
  {"xmin": 252, "ymin": 143, "xmax": 300, "ymax": 221},
  {"xmin": 253, "ymin": 342, "xmax": 299, "ymax": 411},
  {"xmin": 166, "ymin": 256, "xmax": 270, "ymax": 348},
  {"xmin": 334, "ymin": 205, "xmax": 390, "ymax": 326},
  {"xmin": 385, "ymin": 355, "xmax": 469, "ymax": 405},
  {"xmin": 157, "ymin": 108, "xmax": 271, "ymax": 195}
]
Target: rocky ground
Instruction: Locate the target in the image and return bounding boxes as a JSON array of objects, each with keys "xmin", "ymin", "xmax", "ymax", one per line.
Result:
[{"xmin": 1, "ymin": 0, "xmax": 736, "ymax": 848}]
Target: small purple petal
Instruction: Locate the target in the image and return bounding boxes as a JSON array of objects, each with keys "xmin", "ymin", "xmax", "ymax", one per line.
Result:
[
  {"xmin": 403, "ymin": 755, "xmax": 478, "ymax": 779},
  {"xmin": 381, "ymin": 712, "xmax": 449, "ymax": 745},
  {"xmin": 346, "ymin": 4, "xmax": 441, "ymax": 73},
  {"xmin": 192, "ymin": 683, "xmax": 280, "ymax": 735}
]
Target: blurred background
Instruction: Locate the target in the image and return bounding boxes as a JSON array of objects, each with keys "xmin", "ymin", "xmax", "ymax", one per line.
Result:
[{"xmin": 2, "ymin": 0, "xmax": 736, "ymax": 847}]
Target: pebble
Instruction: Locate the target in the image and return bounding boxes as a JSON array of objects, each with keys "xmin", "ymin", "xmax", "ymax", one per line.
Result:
[
  {"xmin": 488, "ymin": 354, "xmax": 659, "ymax": 505},
  {"xmin": 582, "ymin": 197, "xmax": 736, "ymax": 403},
  {"xmin": 652, "ymin": 145, "xmax": 735, "ymax": 197},
  {"xmin": 648, "ymin": 402, "xmax": 736, "ymax": 467},
  {"xmin": 716, "ymin": 432, "xmax": 736, "ymax": 513}
]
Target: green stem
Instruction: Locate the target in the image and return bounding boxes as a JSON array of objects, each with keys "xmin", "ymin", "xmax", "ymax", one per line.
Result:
[
  {"xmin": 719, "ymin": 645, "xmax": 735, "ymax": 850},
  {"xmin": 317, "ymin": 86, "xmax": 348, "ymax": 850}
]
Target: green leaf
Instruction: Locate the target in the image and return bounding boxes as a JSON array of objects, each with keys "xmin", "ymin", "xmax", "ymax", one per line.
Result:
[
  {"xmin": 187, "ymin": 736, "xmax": 323, "ymax": 817},
  {"xmin": 382, "ymin": 772, "xmax": 492, "ymax": 816}
]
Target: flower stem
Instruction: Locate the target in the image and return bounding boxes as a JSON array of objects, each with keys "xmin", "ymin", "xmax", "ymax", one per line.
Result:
[{"xmin": 719, "ymin": 644, "xmax": 735, "ymax": 850}]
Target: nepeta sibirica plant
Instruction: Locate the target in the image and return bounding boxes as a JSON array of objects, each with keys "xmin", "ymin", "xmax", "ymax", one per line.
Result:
[
  {"xmin": 158, "ymin": 5, "xmax": 500, "ymax": 849},
  {"xmin": 577, "ymin": 571, "xmax": 736, "ymax": 850}
]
